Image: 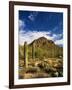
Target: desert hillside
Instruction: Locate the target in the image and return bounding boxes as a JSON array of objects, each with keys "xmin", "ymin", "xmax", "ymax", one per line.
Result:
[
  {"xmin": 19, "ymin": 37, "xmax": 63, "ymax": 79},
  {"xmin": 19, "ymin": 37, "xmax": 63, "ymax": 59}
]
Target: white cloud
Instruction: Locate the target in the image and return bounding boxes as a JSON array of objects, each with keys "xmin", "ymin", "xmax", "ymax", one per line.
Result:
[
  {"xmin": 55, "ymin": 39, "xmax": 63, "ymax": 45},
  {"xmin": 19, "ymin": 29, "xmax": 63, "ymax": 46},
  {"xmin": 19, "ymin": 30, "xmax": 53, "ymax": 45},
  {"xmin": 19, "ymin": 20, "xmax": 25, "ymax": 30},
  {"xmin": 28, "ymin": 12, "xmax": 38, "ymax": 21},
  {"xmin": 28, "ymin": 14, "xmax": 34, "ymax": 21},
  {"xmin": 52, "ymin": 33, "xmax": 63, "ymax": 40}
]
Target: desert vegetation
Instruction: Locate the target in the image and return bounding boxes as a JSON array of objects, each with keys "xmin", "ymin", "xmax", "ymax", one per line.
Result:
[{"xmin": 19, "ymin": 37, "xmax": 63, "ymax": 79}]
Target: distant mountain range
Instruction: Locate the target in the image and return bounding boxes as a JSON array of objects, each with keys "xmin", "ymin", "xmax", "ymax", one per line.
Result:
[{"xmin": 19, "ymin": 37, "xmax": 63, "ymax": 60}]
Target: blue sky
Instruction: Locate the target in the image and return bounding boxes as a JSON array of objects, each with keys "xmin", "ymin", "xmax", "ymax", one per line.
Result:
[{"xmin": 19, "ymin": 10, "xmax": 63, "ymax": 46}]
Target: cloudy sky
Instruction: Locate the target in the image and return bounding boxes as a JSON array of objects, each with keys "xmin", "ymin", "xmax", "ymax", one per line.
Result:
[{"xmin": 19, "ymin": 10, "xmax": 63, "ymax": 46}]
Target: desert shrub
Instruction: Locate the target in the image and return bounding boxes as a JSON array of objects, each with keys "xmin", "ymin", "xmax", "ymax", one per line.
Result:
[
  {"xmin": 50, "ymin": 69, "xmax": 63, "ymax": 77},
  {"xmin": 38, "ymin": 62, "xmax": 45, "ymax": 69},
  {"xmin": 44, "ymin": 65, "xmax": 53, "ymax": 73},
  {"xmin": 44, "ymin": 67, "xmax": 50, "ymax": 73},
  {"xmin": 25, "ymin": 67, "xmax": 38, "ymax": 73},
  {"xmin": 51, "ymin": 72, "xmax": 59, "ymax": 77},
  {"xmin": 19, "ymin": 60, "xmax": 24, "ymax": 67},
  {"xmin": 58, "ymin": 71, "xmax": 63, "ymax": 77},
  {"xmin": 28, "ymin": 61, "xmax": 35, "ymax": 67},
  {"xmin": 35, "ymin": 48, "xmax": 45, "ymax": 60},
  {"xmin": 38, "ymin": 63, "xmax": 43, "ymax": 68}
]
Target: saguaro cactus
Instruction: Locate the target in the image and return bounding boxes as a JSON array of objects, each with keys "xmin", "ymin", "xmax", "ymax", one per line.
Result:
[
  {"xmin": 32, "ymin": 42, "xmax": 35, "ymax": 60},
  {"xmin": 24, "ymin": 41, "xmax": 28, "ymax": 68}
]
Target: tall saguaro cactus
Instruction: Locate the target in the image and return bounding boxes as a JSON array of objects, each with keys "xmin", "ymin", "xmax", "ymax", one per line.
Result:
[
  {"xmin": 32, "ymin": 42, "xmax": 35, "ymax": 60},
  {"xmin": 24, "ymin": 42, "xmax": 28, "ymax": 68}
]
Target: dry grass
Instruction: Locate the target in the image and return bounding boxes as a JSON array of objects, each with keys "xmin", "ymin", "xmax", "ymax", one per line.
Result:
[{"xmin": 19, "ymin": 58, "xmax": 63, "ymax": 79}]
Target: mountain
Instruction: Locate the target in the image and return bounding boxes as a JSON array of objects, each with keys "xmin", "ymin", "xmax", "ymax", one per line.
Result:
[
  {"xmin": 19, "ymin": 37, "xmax": 63, "ymax": 60},
  {"xmin": 30, "ymin": 37, "xmax": 54, "ymax": 47}
]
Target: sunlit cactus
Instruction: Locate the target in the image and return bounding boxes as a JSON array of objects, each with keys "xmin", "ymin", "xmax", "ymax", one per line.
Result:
[
  {"xmin": 24, "ymin": 41, "xmax": 28, "ymax": 68},
  {"xmin": 32, "ymin": 42, "xmax": 35, "ymax": 60}
]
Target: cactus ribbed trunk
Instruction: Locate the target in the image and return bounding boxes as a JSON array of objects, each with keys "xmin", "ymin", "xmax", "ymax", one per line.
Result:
[
  {"xmin": 32, "ymin": 42, "xmax": 35, "ymax": 60},
  {"xmin": 24, "ymin": 42, "xmax": 28, "ymax": 68}
]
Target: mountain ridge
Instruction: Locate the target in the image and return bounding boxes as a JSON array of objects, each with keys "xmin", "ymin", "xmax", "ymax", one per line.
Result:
[{"xmin": 19, "ymin": 37, "xmax": 63, "ymax": 59}]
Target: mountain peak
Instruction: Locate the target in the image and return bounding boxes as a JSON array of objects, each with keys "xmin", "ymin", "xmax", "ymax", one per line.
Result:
[
  {"xmin": 38, "ymin": 37, "xmax": 48, "ymax": 40},
  {"xmin": 29, "ymin": 37, "xmax": 54, "ymax": 47}
]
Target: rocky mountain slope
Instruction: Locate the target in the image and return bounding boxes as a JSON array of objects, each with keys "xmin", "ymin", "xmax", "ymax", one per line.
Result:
[{"xmin": 19, "ymin": 37, "xmax": 63, "ymax": 60}]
